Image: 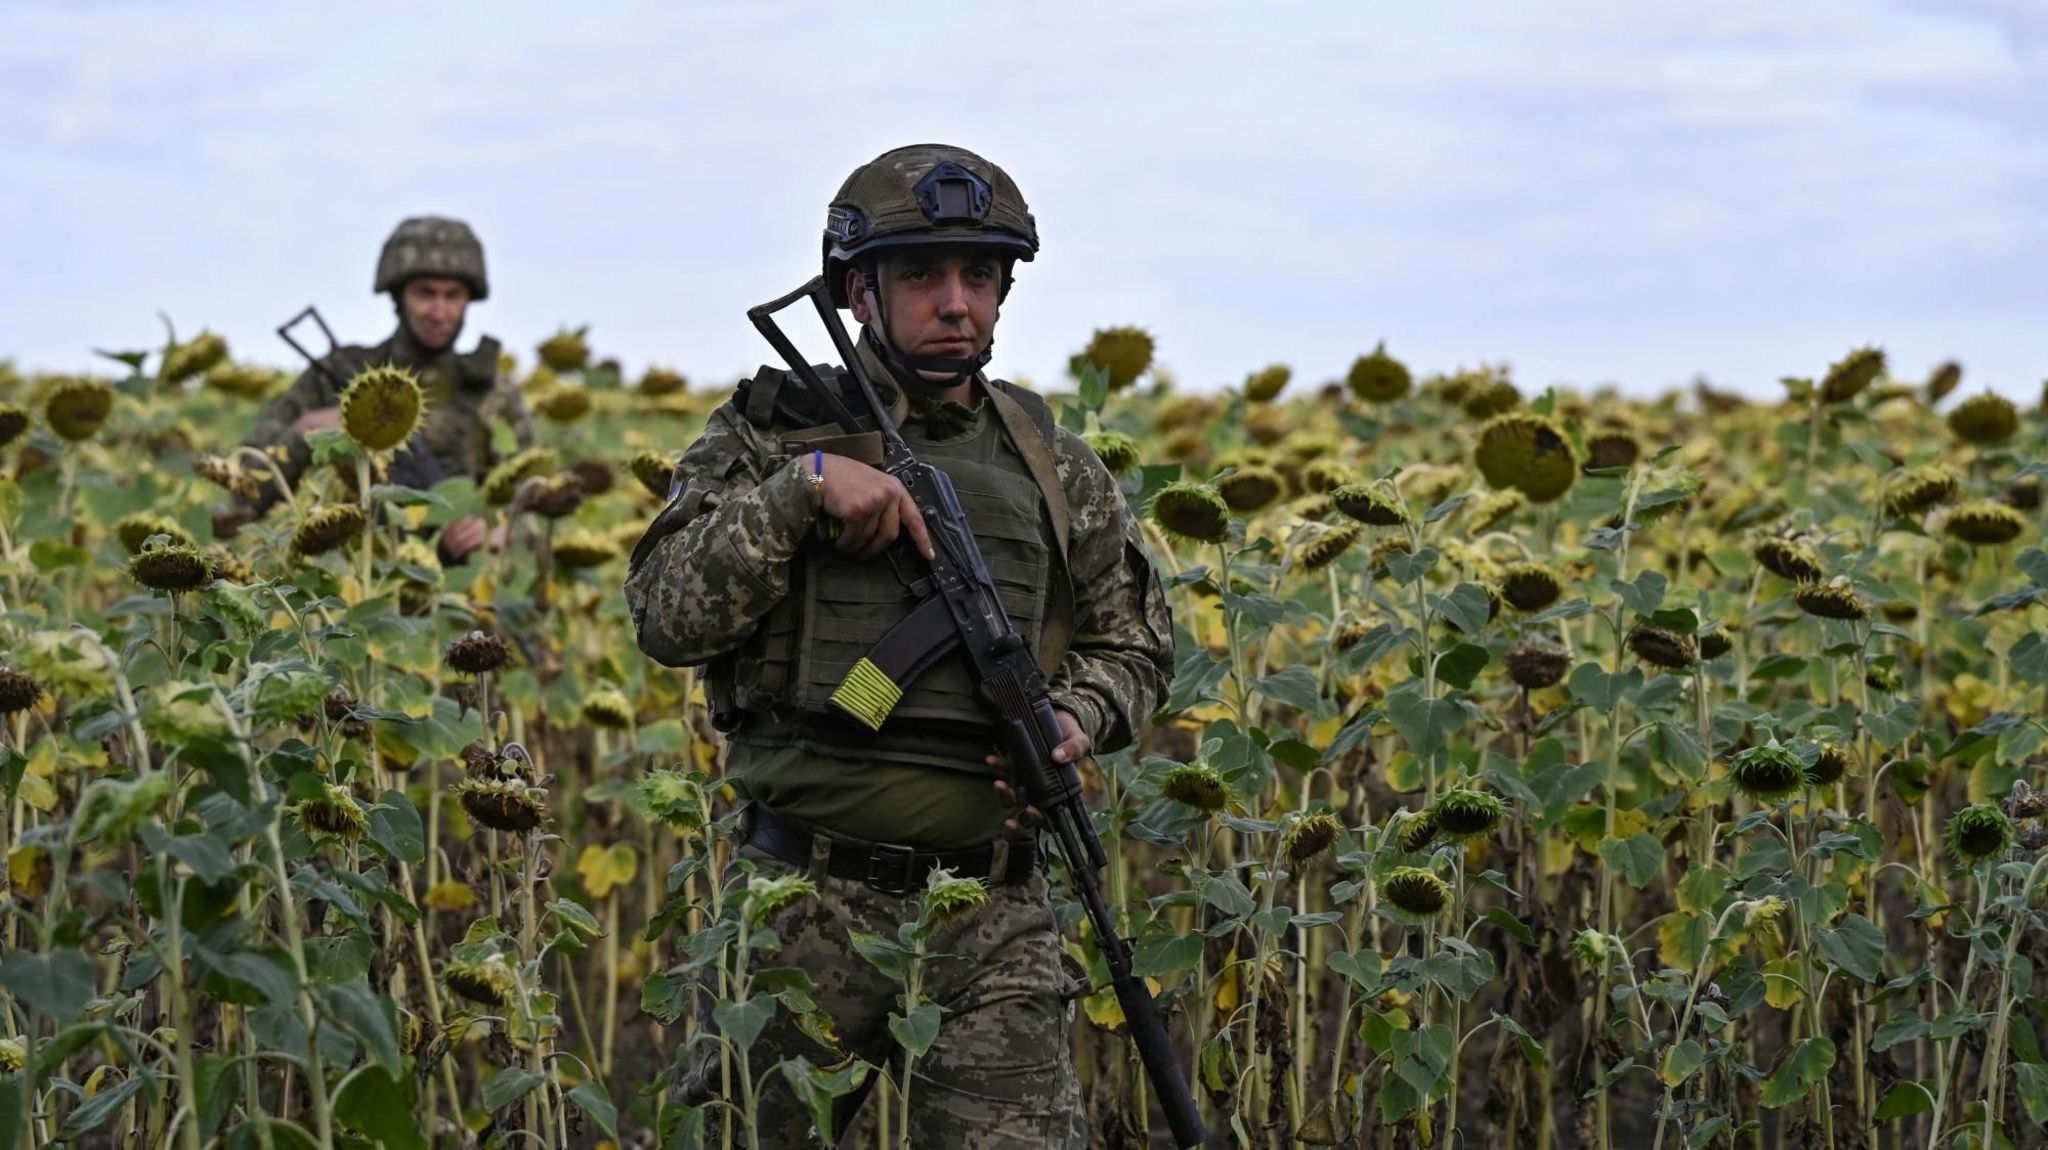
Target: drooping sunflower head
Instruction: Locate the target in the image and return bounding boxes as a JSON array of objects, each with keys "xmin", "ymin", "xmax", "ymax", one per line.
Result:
[
  {"xmin": 160, "ymin": 331, "xmax": 230, "ymax": 382},
  {"xmin": 1627, "ymin": 626, "xmax": 1698, "ymax": 671},
  {"xmin": 1161, "ymin": 763, "xmax": 1230, "ymax": 813},
  {"xmin": 1215, "ymin": 465, "xmax": 1286, "ymax": 513},
  {"xmin": 519, "ymin": 473, "xmax": 587, "ymax": 519},
  {"xmin": 339, "ymin": 365, "xmax": 425, "ymax": 452},
  {"xmin": 1282, "ymin": 811, "xmax": 1344, "ymax": 864},
  {"xmin": 1428, "ymin": 789, "xmax": 1505, "ymax": 839},
  {"xmin": 1753, "ymin": 538, "xmax": 1826, "ymax": 583},
  {"xmin": 130, "ymin": 540, "xmax": 214, "ymax": 593},
  {"xmin": 1924, "ymin": 360, "xmax": 1963, "ymax": 404},
  {"xmin": 1081, "ymin": 326, "xmax": 1155, "ymax": 392},
  {"xmin": 916, "ymin": 868, "xmax": 989, "ymax": 928},
  {"xmin": 2008, "ymin": 476, "xmax": 2043, "ymax": 512},
  {"xmin": 0, "ymin": 668, "xmax": 45, "ymax": 716},
  {"xmin": 1397, "ymin": 811, "xmax": 1440, "ymax": 854},
  {"xmin": 1880, "ymin": 463, "xmax": 1961, "ymax": 519},
  {"xmin": 296, "ymin": 782, "xmax": 369, "ymax": 840},
  {"xmin": 1329, "ymin": 618, "xmax": 1372, "ymax": 653},
  {"xmin": 290, "ymin": 504, "xmax": 367, "ymax": 559},
  {"xmin": 483, "ymin": 447, "xmax": 561, "ymax": 506},
  {"xmin": 444, "ymin": 956, "xmax": 517, "ymax": 1007},
  {"xmin": 1819, "ymin": 345, "xmax": 1885, "ymax": 404},
  {"xmin": 1584, "ymin": 431, "xmax": 1640, "ymax": 473},
  {"xmin": 1346, "ymin": 342, "xmax": 1411, "ymax": 403},
  {"xmin": 1947, "ymin": 804, "xmax": 2013, "ymax": 865},
  {"xmin": 638, "ymin": 366, "xmax": 687, "ymax": 396},
  {"xmin": 44, "ymin": 378, "xmax": 115, "ymax": 441},
  {"xmin": 1941, "ymin": 501, "xmax": 2028, "ymax": 547},
  {"xmin": 0, "ymin": 403, "xmax": 28, "ymax": 449},
  {"xmin": 1151, "ymin": 482, "xmax": 1231, "ymax": 545},
  {"xmin": 1381, "ymin": 867, "xmax": 1451, "ymax": 917},
  {"xmin": 1300, "ymin": 459, "xmax": 1355, "ymax": 495},
  {"xmin": 1459, "ymin": 376, "xmax": 1522, "ymax": 419},
  {"xmin": 1464, "ymin": 488, "xmax": 1527, "ymax": 533},
  {"xmin": 537, "ymin": 328, "xmax": 592, "ymax": 372},
  {"xmin": 1806, "ymin": 743, "xmax": 1853, "ymax": 787},
  {"xmin": 1498, "ymin": 563, "xmax": 1563, "ymax": 613},
  {"xmin": 1298, "ymin": 524, "xmax": 1363, "ymax": 572},
  {"xmin": 629, "ymin": 450, "xmax": 678, "ymax": 498},
  {"xmin": 1473, "ymin": 413, "xmax": 1578, "ymax": 504},
  {"xmin": 1084, "ymin": 430, "xmax": 1142, "ymax": 475},
  {"xmin": 1947, "ymin": 392, "xmax": 2019, "ymax": 446},
  {"xmin": 114, "ymin": 512, "xmax": 196, "ymax": 555},
  {"xmin": 456, "ymin": 777, "xmax": 547, "ymax": 833},
  {"xmin": 445, "ymin": 630, "xmax": 512, "ymax": 675},
  {"xmin": 204, "ymin": 363, "xmax": 280, "ymax": 399},
  {"xmin": 1793, "ymin": 580, "xmax": 1870, "ymax": 622},
  {"xmin": 1244, "ymin": 363, "xmax": 1292, "ymax": 403},
  {"xmin": 581, "ymin": 689, "xmax": 634, "ymax": 730},
  {"xmin": 534, "ymin": 386, "xmax": 593, "ymax": 424},
  {"xmin": 1504, "ymin": 643, "xmax": 1571, "ymax": 690},
  {"xmin": 1726, "ymin": 743, "xmax": 1807, "ymax": 802},
  {"xmin": 1696, "ymin": 626, "xmax": 1734, "ymax": 661},
  {"xmin": 1330, "ymin": 483, "xmax": 1409, "ymax": 528},
  {"xmin": 552, "ymin": 529, "xmax": 620, "ymax": 570}
]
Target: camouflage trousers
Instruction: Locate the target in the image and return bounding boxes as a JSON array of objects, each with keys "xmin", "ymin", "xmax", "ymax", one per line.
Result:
[{"xmin": 681, "ymin": 838, "xmax": 1089, "ymax": 1148}]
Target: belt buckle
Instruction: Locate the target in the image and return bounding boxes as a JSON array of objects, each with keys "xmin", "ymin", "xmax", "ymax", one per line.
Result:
[{"xmin": 866, "ymin": 842, "xmax": 921, "ymax": 895}]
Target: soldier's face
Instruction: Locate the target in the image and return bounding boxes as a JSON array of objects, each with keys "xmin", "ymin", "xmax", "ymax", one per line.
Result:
[
  {"xmin": 400, "ymin": 277, "xmax": 472, "ymax": 351},
  {"xmin": 850, "ymin": 250, "xmax": 1002, "ymax": 380}
]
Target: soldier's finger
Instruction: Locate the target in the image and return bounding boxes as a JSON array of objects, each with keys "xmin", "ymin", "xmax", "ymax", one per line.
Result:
[
  {"xmin": 898, "ymin": 487, "xmax": 936, "ymax": 560},
  {"xmin": 862, "ymin": 498, "xmax": 899, "ymax": 560}
]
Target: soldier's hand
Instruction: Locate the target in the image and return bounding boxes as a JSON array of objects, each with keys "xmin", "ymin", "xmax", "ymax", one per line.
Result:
[
  {"xmin": 987, "ymin": 709, "xmax": 1090, "ymax": 840},
  {"xmin": 816, "ymin": 456, "xmax": 936, "ymax": 561},
  {"xmin": 293, "ymin": 407, "xmax": 340, "ymax": 437},
  {"xmin": 439, "ymin": 515, "xmax": 490, "ymax": 561}
]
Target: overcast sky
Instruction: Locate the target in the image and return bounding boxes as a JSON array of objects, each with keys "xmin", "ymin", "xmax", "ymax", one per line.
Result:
[{"xmin": 4, "ymin": 1, "xmax": 2044, "ymax": 399}]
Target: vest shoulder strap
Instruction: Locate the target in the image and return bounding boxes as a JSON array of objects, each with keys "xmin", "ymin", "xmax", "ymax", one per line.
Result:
[{"xmin": 982, "ymin": 378, "xmax": 1075, "ymax": 677}]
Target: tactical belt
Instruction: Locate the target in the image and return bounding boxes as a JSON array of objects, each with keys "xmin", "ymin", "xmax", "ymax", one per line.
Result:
[{"xmin": 740, "ymin": 803, "xmax": 1040, "ymax": 895}]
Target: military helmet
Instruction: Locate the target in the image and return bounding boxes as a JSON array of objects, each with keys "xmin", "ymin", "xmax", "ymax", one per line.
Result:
[
  {"xmin": 375, "ymin": 216, "xmax": 489, "ymax": 301},
  {"xmin": 823, "ymin": 144, "xmax": 1038, "ymax": 307}
]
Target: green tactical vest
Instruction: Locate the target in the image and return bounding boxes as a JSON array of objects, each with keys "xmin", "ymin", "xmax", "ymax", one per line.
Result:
[{"xmin": 716, "ymin": 378, "xmax": 1057, "ymax": 775}]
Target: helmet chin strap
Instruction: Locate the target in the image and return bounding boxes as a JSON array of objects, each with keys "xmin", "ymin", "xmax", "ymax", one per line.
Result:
[{"xmin": 860, "ymin": 267, "xmax": 990, "ymax": 392}]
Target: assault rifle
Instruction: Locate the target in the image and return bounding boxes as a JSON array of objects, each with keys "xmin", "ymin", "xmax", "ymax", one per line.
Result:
[{"xmin": 747, "ymin": 277, "xmax": 1208, "ymax": 1149}]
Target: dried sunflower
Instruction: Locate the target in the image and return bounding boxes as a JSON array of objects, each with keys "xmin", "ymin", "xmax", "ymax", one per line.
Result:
[
  {"xmin": 537, "ymin": 328, "xmax": 591, "ymax": 372},
  {"xmin": 1329, "ymin": 619, "xmax": 1372, "ymax": 653},
  {"xmin": 1282, "ymin": 811, "xmax": 1343, "ymax": 864},
  {"xmin": 1499, "ymin": 563, "xmax": 1563, "ymax": 612},
  {"xmin": 1331, "ymin": 483, "xmax": 1408, "ymax": 527},
  {"xmin": 520, "ymin": 473, "xmax": 586, "ymax": 519},
  {"xmin": 483, "ymin": 447, "xmax": 560, "ymax": 505},
  {"xmin": 1381, "ymin": 867, "xmax": 1450, "ymax": 916},
  {"xmin": 1947, "ymin": 804, "xmax": 2013, "ymax": 864},
  {"xmin": 1793, "ymin": 581, "xmax": 1869, "ymax": 621},
  {"xmin": 1464, "ymin": 489, "xmax": 1525, "ymax": 533},
  {"xmin": 1627, "ymin": 626, "xmax": 1698, "ymax": 671},
  {"xmin": 535, "ymin": 386, "xmax": 592, "ymax": 424},
  {"xmin": 1397, "ymin": 812, "xmax": 1440, "ymax": 853},
  {"xmin": 1473, "ymin": 413, "xmax": 1578, "ymax": 504},
  {"xmin": 0, "ymin": 669, "xmax": 44, "ymax": 715},
  {"xmin": 2008, "ymin": 476, "xmax": 2042, "ymax": 512},
  {"xmin": 0, "ymin": 403, "xmax": 28, "ymax": 449},
  {"xmin": 1584, "ymin": 431, "xmax": 1640, "ymax": 472},
  {"xmin": 160, "ymin": 331, "xmax": 229, "ymax": 382},
  {"xmin": 204, "ymin": 362, "xmax": 278, "ymax": 398},
  {"xmin": 1807, "ymin": 743, "xmax": 1852, "ymax": 787},
  {"xmin": 45, "ymin": 378, "xmax": 114, "ymax": 441},
  {"xmin": 1244, "ymin": 364, "xmax": 1291, "ymax": 403},
  {"xmin": 1727, "ymin": 744, "xmax": 1806, "ymax": 802},
  {"xmin": 1696, "ymin": 627, "xmax": 1733, "ymax": 660},
  {"xmin": 1346, "ymin": 343, "xmax": 1411, "ymax": 403},
  {"xmin": 340, "ymin": 365, "xmax": 424, "ymax": 452},
  {"xmin": 1754, "ymin": 538, "xmax": 1826, "ymax": 583},
  {"xmin": 567, "ymin": 458, "xmax": 615, "ymax": 495},
  {"xmin": 1161, "ymin": 763, "xmax": 1229, "ymax": 812},
  {"xmin": 552, "ymin": 529, "xmax": 619, "ymax": 570},
  {"xmin": 1880, "ymin": 463, "xmax": 1960, "ymax": 518},
  {"xmin": 1924, "ymin": 360, "xmax": 1962, "ymax": 404},
  {"xmin": 1819, "ymin": 346, "xmax": 1884, "ymax": 404},
  {"xmin": 1290, "ymin": 493, "xmax": 1334, "ymax": 522},
  {"xmin": 639, "ymin": 366, "xmax": 687, "ymax": 395},
  {"xmin": 444, "ymin": 956, "xmax": 516, "ymax": 1006},
  {"xmin": 1428, "ymin": 789, "xmax": 1505, "ymax": 839},
  {"xmin": 297, "ymin": 782, "xmax": 368, "ymax": 840},
  {"xmin": 1215, "ymin": 465, "xmax": 1285, "ymax": 513},
  {"xmin": 131, "ymin": 541, "xmax": 213, "ymax": 592},
  {"xmin": 1300, "ymin": 459, "xmax": 1354, "ymax": 494},
  {"xmin": 1948, "ymin": 392, "xmax": 2019, "ymax": 446},
  {"xmin": 114, "ymin": 513, "xmax": 195, "ymax": 554},
  {"xmin": 445, "ymin": 630, "xmax": 512, "ymax": 675},
  {"xmin": 1459, "ymin": 377, "xmax": 1521, "ymax": 419},
  {"xmin": 629, "ymin": 450, "xmax": 678, "ymax": 498},
  {"xmin": 1151, "ymin": 482, "xmax": 1231, "ymax": 545},
  {"xmin": 457, "ymin": 778, "xmax": 547, "ymax": 832},
  {"xmin": 581, "ymin": 689, "xmax": 634, "ymax": 730},
  {"xmin": 1298, "ymin": 525, "xmax": 1362, "ymax": 571},
  {"xmin": 1504, "ymin": 643, "xmax": 1570, "ymax": 690},
  {"xmin": 290, "ymin": 504, "xmax": 367, "ymax": 558},
  {"xmin": 1941, "ymin": 502, "xmax": 2027, "ymax": 547},
  {"xmin": 1084, "ymin": 430, "xmax": 1141, "ymax": 475},
  {"xmin": 1081, "ymin": 326, "xmax": 1155, "ymax": 392}
]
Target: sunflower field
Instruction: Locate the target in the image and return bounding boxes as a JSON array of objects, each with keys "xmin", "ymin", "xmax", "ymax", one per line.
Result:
[{"xmin": 0, "ymin": 321, "xmax": 2045, "ymax": 1150}]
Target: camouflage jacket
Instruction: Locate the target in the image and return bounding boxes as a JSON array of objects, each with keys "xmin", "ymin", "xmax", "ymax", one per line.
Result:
[
  {"xmin": 240, "ymin": 326, "xmax": 532, "ymax": 511},
  {"xmin": 624, "ymin": 358, "xmax": 1174, "ymax": 755}
]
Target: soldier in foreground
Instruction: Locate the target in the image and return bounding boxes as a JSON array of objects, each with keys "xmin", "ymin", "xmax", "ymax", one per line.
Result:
[
  {"xmin": 626, "ymin": 145, "xmax": 1175, "ymax": 1146},
  {"xmin": 227, "ymin": 216, "xmax": 532, "ymax": 561}
]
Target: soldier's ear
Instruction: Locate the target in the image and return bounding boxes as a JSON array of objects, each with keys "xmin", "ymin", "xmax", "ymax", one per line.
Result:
[{"xmin": 847, "ymin": 268, "xmax": 873, "ymax": 326}]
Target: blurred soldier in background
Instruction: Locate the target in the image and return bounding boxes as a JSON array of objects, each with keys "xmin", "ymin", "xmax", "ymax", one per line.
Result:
[{"xmin": 223, "ymin": 216, "xmax": 532, "ymax": 560}]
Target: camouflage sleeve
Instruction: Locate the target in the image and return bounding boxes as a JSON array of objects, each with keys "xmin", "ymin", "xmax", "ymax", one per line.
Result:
[
  {"xmin": 480, "ymin": 375, "xmax": 535, "ymax": 462},
  {"xmin": 1045, "ymin": 425, "xmax": 1175, "ymax": 754},
  {"xmin": 236, "ymin": 361, "xmax": 342, "ymax": 513},
  {"xmin": 623, "ymin": 402, "xmax": 821, "ymax": 668}
]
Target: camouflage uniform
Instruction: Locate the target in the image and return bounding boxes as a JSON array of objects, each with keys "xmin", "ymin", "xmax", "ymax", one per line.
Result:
[
  {"xmin": 625, "ymin": 148, "xmax": 1174, "ymax": 1146},
  {"xmin": 238, "ymin": 215, "xmax": 532, "ymax": 513}
]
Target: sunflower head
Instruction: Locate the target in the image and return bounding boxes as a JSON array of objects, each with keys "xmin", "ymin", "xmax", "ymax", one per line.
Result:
[
  {"xmin": 1161, "ymin": 763, "xmax": 1230, "ymax": 812},
  {"xmin": 1215, "ymin": 465, "xmax": 1285, "ymax": 513},
  {"xmin": 131, "ymin": 540, "xmax": 214, "ymax": 593},
  {"xmin": 1504, "ymin": 643, "xmax": 1571, "ymax": 690},
  {"xmin": 456, "ymin": 777, "xmax": 547, "ymax": 833},
  {"xmin": 1473, "ymin": 413, "xmax": 1578, "ymax": 504},
  {"xmin": 1298, "ymin": 524, "xmax": 1363, "ymax": 572},
  {"xmin": 296, "ymin": 782, "xmax": 369, "ymax": 840},
  {"xmin": 1282, "ymin": 811, "xmax": 1344, "ymax": 865},
  {"xmin": 115, "ymin": 513, "xmax": 195, "ymax": 555},
  {"xmin": 1151, "ymin": 482, "xmax": 1231, "ymax": 545},
  {"xmin": 1459, "ymin": 376, "xmax": 1522, "ymax": 419},
  {"xmin": 203, "ymin": 363, "xmax": 279, "ymax": 399},
  {"xmin": 1081, "ymin": 326, "xmax": 1155, "ymax": 392},
  {"xmin": 1428, "ymin": 789, "xmax": 1505, "ymax": 839},
  {"xmin": 1925, "ymin": 360, "xmax": 1963, "ymax": 404},
  {"xmin": 1381, "ymin": 867, "xmax": 1451, "ymax": 917},
  {"xmin": 1754, "ymin": 538, "xmax": 1826, "ymax": 583},
  {"xmin": 1865, "ymin": 664, "xmax": 1903, "ymax": 694},
  {"xmin": 537, "ymin": 328, "xmax": 591, "ymax": 373},
  {"xmin": 1329, "ymin": 619, "xmax": 1372, "ymax": 653},
  {"xmin": 1584, "ymin": 431, "xmax": 1640, "ymax": 473},
  {"xmin": 915, "ymin": 868, "xmax": 989, "ymax": 928},
  {"xmin": 581, "ymin": 689, "xmax": 634, "ymax": 730},
  {"xmin": 628, "ymin": 450, "xmax": 678, "ymax": 498},
  {"xmin": 0, "ymin": 668, "xmax": 45, "ymax": 716},
  {"xmin": 44, "ymin": 378, "xmax": 115, "ymax": 441},
  {"xmin": 444, "ymin": 956, "xmax": 517, "ymax": 1006},
  {"xmin": 1084, "ymin": 430, "xmax": 1142, "ymax": 475},
  {"xmin": 1300, "ymin": 459, "xmax": 1355, "ymax": 495},
  {"xmin": 1793, "ymin": 580, "xmax": 1870, "ymax": 622},
  {"xmin": 1880, "ymin": 463, "xmax": 1961, "ymax": 519},
  {"xmin": 1947, "ymin": 804, "xmax": 2014, "ymax": 865},
  {"xmin": 1244, "ymin": 364, "xmax": 1292, "ymax": 403},
  {"xmin": 160, "ymin": 331, "xmax": 230, "ymax": 383},
  {"xmin": 1806, "ymin": 743, "xmax": 1853, "ymax": 787},
  {"xmin": 0, "ymin": 403, "xmax": 28, "ymax": 449},
  {"xmin": 1347, "ymin": 343, "xmax": 1412, "ymax": 403},
  {"xmin": 290, "ymin": 504, "xmax": 368, "ymax": 559},
  {"xmin": 1464, "ymin": 488, "xmax": 1527, "ymax": 533},
  {"xmin": 339, "ymin": 365, "xmax": 425, "ymax": 452},
  {"xmin": 1330, "ymin": 483, "xmax": 1409, "ymax": 527},
  {"xmin": 1941, "ymin": 501, "xmax": 2028, "ymax": 547},
  {"xmin": 483, "ymin": 448, "xmax": 561, "ymax": 506},
  {"xmin": 1819, "ymin": 346, "xmax": 1885, "ymax": 404},
  {"xmin": 1290, "ymin": 493, "xmax": 1335, "ymax": 522},
  {"xmin": 1627, "ymin": 626, "xmax": 1698, "ymax": 671},
  {"xmin": 445, "ymin": 630, "xmax": 512, "ymax": 675},
  {"xmin": 204, "ymin": 547, "xmax": 255, "ymax": 586},
  {"xmin": 1499, "ymin": 563, "xmax": 1563, "ymax": 612},
  {"xmin": 519, "ymin": 473, "xmax": 587, "ymax": 519},
  {"xmin": 639, "ymin": 366, "xmax": 687, "ymax": 395},
  {"xmin": 1727, "ymin": 743, "xmax": 1807, "ymax": 802},
  {"xmin": 1948, "ymin": 392, "xmax": 2019, "ymax": 446},
  {"xmin": 552, "ymin": 529, "xmax": 620, "ymax": 570},
  {"xmin": 1696, "ymin": 626, "xmax": 1734, "ymax": 661},
  {"xmin": 1397, "ymin": 811, "xmax": 1440, "ymax": 854}
]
